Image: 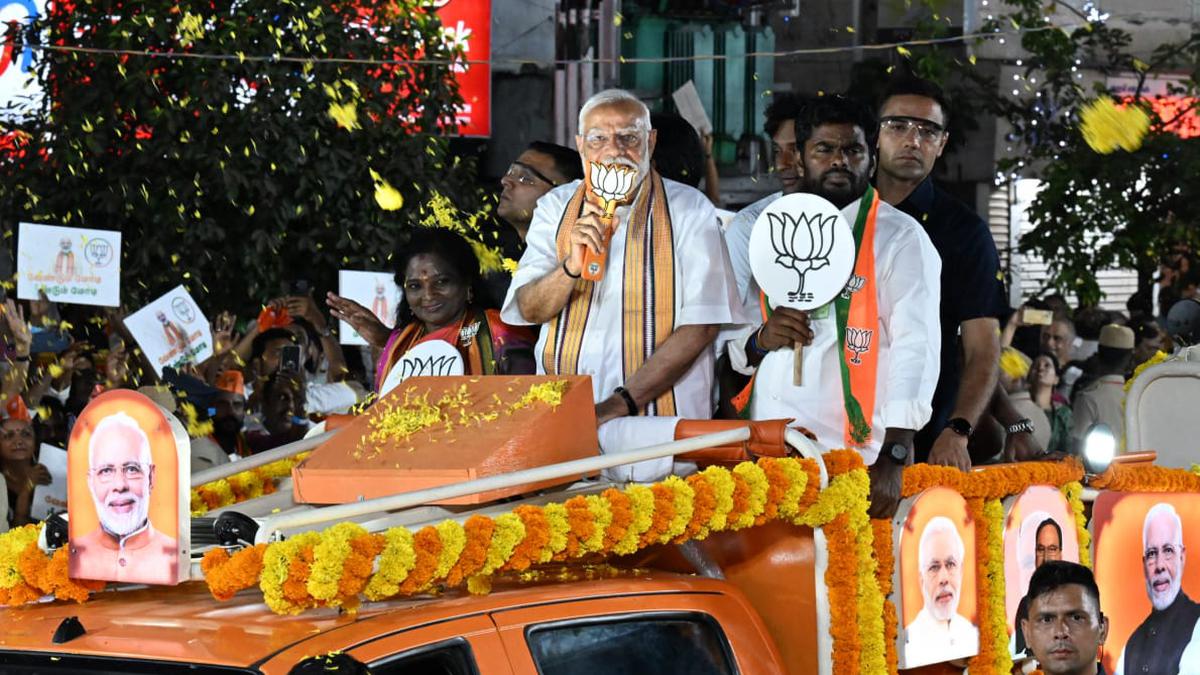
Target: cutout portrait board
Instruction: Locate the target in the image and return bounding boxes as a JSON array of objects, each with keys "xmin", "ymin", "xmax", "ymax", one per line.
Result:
[
  {"xmin": 16, "ymin": 222, "xmax": 121, "ymax": 307},
  {"xmin": 337, "ymin": 270, "xmax": 401, "ymax": 346},
  {"xmin": 1092, "ymin": 492, "xmax": 1200, "ymax": 674},
  {"xmin": 749, "ymin": 193, "xmax": 856, "ymax": 310},
  {"xmin": 1002, "ymin": 485, "xmax": 1080, "ymax": 658},
  {"xmin": 378, "ymin": 339, "xmax": 465, "ymax": 396},
  {"xmin": 67, "ymin": 390, "xmax": 190, "ymax": 585},
  {"xmin": 123, "ymin": 285, "xmax": 213, "ymax": 377},
  {"xmin": 895, "ymin": 486, "xmax": 980, "ymax": 669}
]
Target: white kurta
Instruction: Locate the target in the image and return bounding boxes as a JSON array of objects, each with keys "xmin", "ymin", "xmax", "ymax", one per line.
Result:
[
  {"xmin": 502, "ymin": 177, "xmax": 747, "ymax": 420},
  {"xmin": 723, "ymin": 190, "xmax": 781, "ymax": 303},
  {"xmin": 723, "ymin": 195, "xmax": 942, "ymax": 465},
  {"xmin": 903, "ymin": 608, "xmax": 979, "ymax": 668}
]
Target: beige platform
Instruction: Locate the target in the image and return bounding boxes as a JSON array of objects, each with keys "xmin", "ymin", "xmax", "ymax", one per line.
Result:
[{"xmin": 292, "ymin": 375, "xmax": 598, "ymax": 505}]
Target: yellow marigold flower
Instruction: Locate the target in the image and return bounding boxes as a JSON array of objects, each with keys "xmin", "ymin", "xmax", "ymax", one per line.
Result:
[
  {"xmin": 432, "ymin": 520, "xmax": 466, "ymax": 585},
  {"xmin": 308, "ymin": 522, "xmax": 367, "ymax": 603},
  {"xmin": 179, "ymin": 12, "xmax": 205, "ymax": 46},
  {"xmin": 364, "ymin": 527, "xmax": 416, "ymax": 601},
  {"xmin": 999, "ymin": 346, "xmax": 1032, "ymax": 381},
  {"xmin": 1080, "ymin": 96, "xmax": 1150, "ymax": 154}
]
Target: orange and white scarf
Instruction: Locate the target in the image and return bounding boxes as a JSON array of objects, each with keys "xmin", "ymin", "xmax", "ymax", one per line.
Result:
[{"xmin": 541, "ymin": 170, "xmax": 678, "ymax": 415}]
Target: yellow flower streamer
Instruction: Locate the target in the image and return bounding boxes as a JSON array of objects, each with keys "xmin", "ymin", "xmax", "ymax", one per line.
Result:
[
  {"xmin": 968, "ymin": 498, "xmax": 1013, "ymax": 675},
  {"xmin": 431, "ymin": 520, "xmax": 466, "ymax": 589},
  {"xmin": 1125, "ymin": 350, "xmax": 1170, "ymax": 393},
  {"xmin": 307, "ymin": 522, "xmax": 366, "ymax": 604},
  {"xmin": 1061, "ymin": 481, "xmax": 1092, "ymax": 568},
  {"xmin": 260, "ymin": 531, "xmax": 320, "ymax": 615},
  {"xmin": 731, "ymin": 463, "xmax": 769, "ymax": 529}
]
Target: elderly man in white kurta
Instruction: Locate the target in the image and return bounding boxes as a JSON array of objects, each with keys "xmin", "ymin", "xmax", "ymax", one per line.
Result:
[
  {"xmin": 723, "ymin": 95, "xmax": 940, "ymax": 518},
  {"xmin": 501, "ymin": 89, "xmax": 744, "ymax": 477}
]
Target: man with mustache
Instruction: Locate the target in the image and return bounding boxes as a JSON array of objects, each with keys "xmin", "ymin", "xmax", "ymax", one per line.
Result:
[
  {"xmin": 70, "ymin": 411, "xmax": 178, "ymax": 584},
  {"xmin": 1115, "ymin": 503, "xmax": 1200, "ymax": 675},
  {"xmin": 1021, "ymin": 561, "xmax": 1109, "ymax": 675},
  {"xmin": 503, "ymin": 89, "xmax": 743, "ymax": 474},
  {"xmin": 904, "ymin": 516, "xmax": 979, "ymax": 666},
  {"xmin": 723, "ymin": 95, "xmax": 941, "ymax": 517}
]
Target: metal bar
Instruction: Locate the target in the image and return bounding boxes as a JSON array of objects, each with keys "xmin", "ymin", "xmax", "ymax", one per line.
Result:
[
  {"xmin": 254, "ymin": 428, "xmax": 752, "ymax": 543},
  {"xmin": 678, "ymin": 541, "xmax": 724, "ymax": 579},
  {"xmin": 190, "ymin": 431, "xmax": 337, "ymax": 488}
]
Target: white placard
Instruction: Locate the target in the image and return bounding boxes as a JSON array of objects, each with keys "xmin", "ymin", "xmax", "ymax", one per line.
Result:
[
  {"xmin": 749, "ymin": 193, "xmax": 856, "ymax": 310},
  {"xmin": 16, "ymin": 222, "xmax": 122, "ymax": 307},
  {"xmin": 123, "ymin": 285, "xmax": 213, "ymax": 377},
  {"xmin": 671, "ymin": 79, "xmax": 713, "ymax": 136},
  {"xmin": 338, "ymin": 270, "xmax": 401, "ymax": 346},
  {"xmin": 378, "ymin": 339, "xmax": 464, "ymax": 396},
  {"xmin": 30, "ymin": 443, "xmax": 66, "ymax": 522}
]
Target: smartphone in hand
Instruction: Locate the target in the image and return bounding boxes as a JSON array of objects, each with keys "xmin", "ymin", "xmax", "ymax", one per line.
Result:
[
  {"xmin": 1022, "ymin": 308, "xmax": 1054, "ymax": 326},
  {"xmin": 280, "ymin": 344, "xmax": 302, "ymax": 372}
]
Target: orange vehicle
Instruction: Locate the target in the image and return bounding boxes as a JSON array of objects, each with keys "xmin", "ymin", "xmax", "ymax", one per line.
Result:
[{"xmin": 0, "ymin": 379, "xmax": 830, "ymax": 674}]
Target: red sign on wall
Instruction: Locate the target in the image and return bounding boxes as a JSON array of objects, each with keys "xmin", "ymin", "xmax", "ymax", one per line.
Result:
[{"xmin": 435, "ymin": 0, "xmax": 491, "ymax": 137}]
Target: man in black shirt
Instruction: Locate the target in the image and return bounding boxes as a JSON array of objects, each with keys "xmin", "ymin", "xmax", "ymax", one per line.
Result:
[{"xmin": 874, "ymin": 75, "xmax": 1036, "ymax": 470}]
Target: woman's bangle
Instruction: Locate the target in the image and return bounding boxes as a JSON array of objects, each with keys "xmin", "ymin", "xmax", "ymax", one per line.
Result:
[
  {"xmin": 562, "ymin": 259, "xmax": 581, "ymax": 279},
  {"xmin": 747, "ymin": 325, "xmax": 769, "ymax": 357},
  {"xmin": 614, "ymin": 386, "xmax": 638, "ymax": 416}
]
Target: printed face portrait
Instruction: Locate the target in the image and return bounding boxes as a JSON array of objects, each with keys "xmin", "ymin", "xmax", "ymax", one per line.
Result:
[
  {"xmin": 919, "ymin": 517, "xmax": 965, "ymax": 621},
  {"xmin": 1036, "ymin": 520, "xmax": 1064, "ymax": 568},
  {"xmin": 86, "ymin": 412, "xmax": 154, "ymax": 537},
  {"xmin": 1143, "ymin": 503, "xmax": 1186, "ymax": 611}
]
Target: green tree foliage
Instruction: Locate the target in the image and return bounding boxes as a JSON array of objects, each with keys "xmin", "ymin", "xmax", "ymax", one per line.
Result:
[
  {"xmin": 961, "ymin": 0, "xmax": 1200, "ymax": 306},
  {"xmin": 0, "ymin": 0, "xmax": 479, "ymax": 313}
]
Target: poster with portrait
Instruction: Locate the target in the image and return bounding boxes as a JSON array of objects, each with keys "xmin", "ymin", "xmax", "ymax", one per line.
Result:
[
  {"xmin": 1092, "ymin": 492, "xmax": 1200, "ymax": 674},
  {"xmin": 1002, "ymin": 485, "xmax": 1080, "ymax": 658},
  {"xmin": 67, "ymin": 389, "xmax": 190, "ymax": 585},
  {"xmin": 123, "ymin": 285, "xmax": 213, "ymax": 377},
  {"xmin": 16, "ymin": 222, "xmax": 122, "ymax": 307},
  {"xmin": 337, "ymin": 270, "xmax": 401, "ymax": 346},
  {"xmin": 895, "ymin": 486, "xmax": 980, "ymax": 669}
]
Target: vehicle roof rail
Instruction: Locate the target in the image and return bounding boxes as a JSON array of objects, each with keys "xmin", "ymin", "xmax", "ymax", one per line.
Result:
[{"xmin": 252, "ymin": 427, "xmax": 830, "ymax": 544}]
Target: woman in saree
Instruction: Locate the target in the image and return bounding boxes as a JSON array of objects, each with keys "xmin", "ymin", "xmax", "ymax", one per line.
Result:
[{"xmin": 327, "ymin": 228, "xmax": 535, "ymax": 390}]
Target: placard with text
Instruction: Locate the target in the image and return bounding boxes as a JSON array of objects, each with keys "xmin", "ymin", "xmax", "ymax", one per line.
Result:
[{"xmin": 16, "ymin": 222, "xmax": 121, "ymax": 307}]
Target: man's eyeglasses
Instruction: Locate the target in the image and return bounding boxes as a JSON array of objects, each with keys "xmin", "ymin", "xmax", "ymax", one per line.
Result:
[
  {"xmin": 92, "ymin": 462, "xmax": 148, "ymax": 483},
  {"xmin": 880, "ymin": 116, "xmax": 946, "ymax": 143},
  {"xmin": 1036, "ymin": 544, "xmax": 1061, "ymax": 556},
  {"xmin": 1145, "ymin": 544, "xmax": 1180, "ymax": 564},
  {"xmin": 583, "ymin": 132, "xmax": 645, "ymax": 151},
  {"xmin": 504, "ymin": 162, "xmax": 557, "ymax": 188}
]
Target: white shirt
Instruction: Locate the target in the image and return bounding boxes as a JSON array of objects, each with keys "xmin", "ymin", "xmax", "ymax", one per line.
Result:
[
  {"xmin": 502, "ymin": 177, "xmax": 747, "ymax": 419},
  {"xmin": 723, "ymin": 195, "xmax": 941, "ymax": 465},
  {"xmin": 723, "ymin": 191, "xmax": 781, "ymax": 303},
  {"xmin": 903, "ymin": 607, "xmax": 979, "ymax": 668}
]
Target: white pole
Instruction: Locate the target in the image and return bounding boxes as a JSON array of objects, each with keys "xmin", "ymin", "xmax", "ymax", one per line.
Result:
[
  {"xmin": 254, "ymin": 427, "xmax": 753, "ymax": 543},
  {"xmin": 190, "ymin": 431, "xmax": 337, "ymax": 488}
]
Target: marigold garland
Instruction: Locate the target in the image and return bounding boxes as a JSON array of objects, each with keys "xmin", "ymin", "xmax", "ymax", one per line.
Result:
[
  {"xmin": 1089, "ymin": 463, "xmax": 1200, "ymax": 492},
  {"xmin": 0, "ymin": 524, "xmax": 104, "ymax": 606},
  {"xmin": 901, "ymin": 459, "xmax": 1083, "ymax": 500},
  {"xmin": 872, "ymin": 518, "xmax": 899, "ymax": 675},
  {"xmin": 201, "ymin": 544, "xmax": 267, "ymax": 601},
  {"xmin": 966, "ymin": 498, "xmax": 1012, "ymax": 675},
  {"xmin": 1061, "ymin": 481, "xmax": 1092, "ymax": 568},
  {"xmin": 190, "ymin": 451, "xmax": 311, "ymax": 517}
]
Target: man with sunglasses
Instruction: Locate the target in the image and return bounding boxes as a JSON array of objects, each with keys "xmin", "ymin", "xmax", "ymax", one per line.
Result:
[
  {"xmin": 1115, "ymin": 502, "xmax": 1200, "ymax": 675},
  {"xmin": 874, "ymin": 75, "xmax": 1023, "ymax": 472}
]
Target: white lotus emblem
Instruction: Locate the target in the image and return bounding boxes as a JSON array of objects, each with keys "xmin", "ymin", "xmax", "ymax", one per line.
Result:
[
  {"xmin": 587, "ymin": 162, "xmax": 637, "ymax": 204},
  {"xmin": 768, "ymin": 211, "xmax": 838, "ymax": 301}
]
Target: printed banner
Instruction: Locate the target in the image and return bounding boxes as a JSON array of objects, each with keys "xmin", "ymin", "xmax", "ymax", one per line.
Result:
[
  {"xmin": 123, "ymin": 285, "xmax": 212, "ymax": 377},
  {"xmin": 16, "ymin": 222, "xmax": 121, "ymax": 307},
  {"xmin": 337, "ymin": 270, "xmax": 401, "ymax": 346}
]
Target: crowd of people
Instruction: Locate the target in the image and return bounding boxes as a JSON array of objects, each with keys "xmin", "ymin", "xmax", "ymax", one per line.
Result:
[{"xmin": 2, "ymin": 73, "xmax": 1199, "ymax": 540}]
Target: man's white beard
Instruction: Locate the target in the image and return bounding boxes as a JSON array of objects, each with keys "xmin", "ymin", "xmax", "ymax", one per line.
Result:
[
  {"xmin": 1148, "ymin": 569, "xmax": 1182, "ymax": 611},
  {"xmin": 95, "ymin": 492, "xmax": 149, "ymax": 538},
  {"xmin": 924, "ymin": 585, "xmax": 960, "ymax": 622},
  {"xmin": 602, "ymin": 156, "xmax": 650, "ymax": 187}
]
